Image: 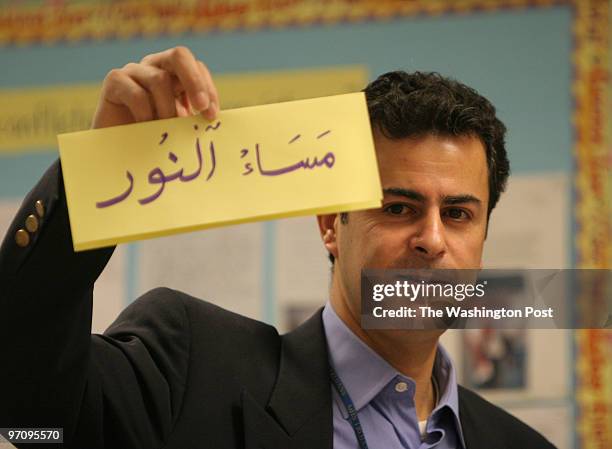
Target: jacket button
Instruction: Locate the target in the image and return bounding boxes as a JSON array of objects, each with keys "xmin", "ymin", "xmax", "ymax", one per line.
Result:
[
  {"xmin": 25, "ymin": 214, "xmax": 39, "ymax": 233},
  {"xmin": 15, "ymin": 229, "xmax": 30, "ymax": 247},
  {"xmin": 35, "ymin": 200, "xmax": 45, "ymax": 218}
]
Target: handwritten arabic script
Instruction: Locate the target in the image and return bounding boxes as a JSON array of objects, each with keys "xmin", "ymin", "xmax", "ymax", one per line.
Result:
[{"xmin": 96, "ymin": 122, "xmax": 336, "ymax": 208}]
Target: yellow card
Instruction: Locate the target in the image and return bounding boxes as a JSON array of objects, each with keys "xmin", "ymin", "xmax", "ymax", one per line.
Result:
[{"xmin": 58, "ymin": 92, "xmax": 381, "ymax": 251}]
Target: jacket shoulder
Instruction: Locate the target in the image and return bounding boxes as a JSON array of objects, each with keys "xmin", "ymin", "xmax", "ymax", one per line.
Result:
[
  {"xmin": 119, "ymin": 287, "xmax": 281, "ymax": 406},
  {"xmin": 458, "ymin": 385, "xmax": 557, "ymax": 449},
  {"xmin": 107, "ymin": 286, "xmax": 278, "ymax": 342},
  {"xmin": 102, "ymin": 287, "xmax": 281, "ymax": 405}
]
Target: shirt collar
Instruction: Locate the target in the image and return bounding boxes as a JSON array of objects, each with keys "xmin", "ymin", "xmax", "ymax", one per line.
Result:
[
  {"xmin": 322, "ymin": 301, "xmax": 466, "ymax": 446},
  {"xmin": 433, "ymin": 344, "xmax": 460, "ymax": 417},
  {"xmin": 432, "ymin": 343, "xmax": 466, "ymax": 448},
  {"xmin": 323, "ymin": 301, "xmax": 398, "ymax": 412}
]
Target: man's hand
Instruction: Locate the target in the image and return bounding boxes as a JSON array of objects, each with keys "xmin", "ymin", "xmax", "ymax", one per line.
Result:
[{"xmin": 92, "ymin": 46, "xmax": 219, "ymax": 129}]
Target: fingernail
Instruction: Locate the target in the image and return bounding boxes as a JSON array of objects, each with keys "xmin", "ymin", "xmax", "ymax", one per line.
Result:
[
  {"xmin": 193, "ymin": 92, "xmax": 209, "ymax": 112},
  {"xmin": 203, "ymin": 101, "xmax": 217, "ymax": 121}
]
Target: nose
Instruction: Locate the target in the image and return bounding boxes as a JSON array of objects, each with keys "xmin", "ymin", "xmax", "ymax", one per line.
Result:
[{"xmin": 409, "ymin": 210, "xmax": 446, "ymax": 260}]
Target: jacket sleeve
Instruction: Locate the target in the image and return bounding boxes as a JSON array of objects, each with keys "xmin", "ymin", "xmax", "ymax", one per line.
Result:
[{"xmin": 0, "ymin": 160, "xmax": 190, "ymax": 449}]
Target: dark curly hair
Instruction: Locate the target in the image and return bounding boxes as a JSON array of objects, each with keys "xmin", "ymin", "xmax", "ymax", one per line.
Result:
[{"xmin": 329, "ymin": 71, "xmax": 510, "ymax": 265}]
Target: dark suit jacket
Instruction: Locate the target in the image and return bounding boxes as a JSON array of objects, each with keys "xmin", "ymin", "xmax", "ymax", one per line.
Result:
[{"xmin": 0, "ymin": 161, "xmax": 556, "ymax": 449}]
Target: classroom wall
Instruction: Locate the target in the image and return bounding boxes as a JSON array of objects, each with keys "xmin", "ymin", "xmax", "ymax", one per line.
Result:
[{"xmin": 0, "ymin": 3, "xmax": 599, "ymax": 448}]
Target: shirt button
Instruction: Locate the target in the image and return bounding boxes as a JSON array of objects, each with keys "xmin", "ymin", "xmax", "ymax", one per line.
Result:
[{"xmin": 395, "ymin": 382, "xmax": 408, "ymax": 392}]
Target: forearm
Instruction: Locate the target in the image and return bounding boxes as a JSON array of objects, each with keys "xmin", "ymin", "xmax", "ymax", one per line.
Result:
[
  {"xmin": 0, "ymin": 44, "xmax": 217, "ymax": 446},
  {"xmin": 0, "ymin": 159, "xmax": 115, "ymax": 435}
]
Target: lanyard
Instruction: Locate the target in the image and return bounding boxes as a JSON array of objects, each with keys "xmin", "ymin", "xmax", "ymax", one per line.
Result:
[
  {"xmin": 330, "ymin": 367, "xmax": 440, "ymax": 449},
  {"xmin": 329, "ymin": 366, "xmax": 370, "ymax": 449}
]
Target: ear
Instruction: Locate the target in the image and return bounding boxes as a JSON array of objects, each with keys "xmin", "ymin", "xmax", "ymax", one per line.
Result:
[{"xmin": 316, "ymin": 213, "xmax": 339, "ymax": 260}]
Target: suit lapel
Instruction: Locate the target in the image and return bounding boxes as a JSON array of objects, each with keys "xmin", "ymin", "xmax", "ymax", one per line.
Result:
[
  {"xmin": 242, "ymin": 309, "xmax": 333, "ymax": 449},
  {"xmin": 458, "ymin": 386, "xmax": 494, "ymax": 449}
]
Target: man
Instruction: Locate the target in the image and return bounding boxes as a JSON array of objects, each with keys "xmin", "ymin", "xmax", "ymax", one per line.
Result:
[{"xmin": 0, "ymin": 47, "xmax": 555, "ymax": 448}]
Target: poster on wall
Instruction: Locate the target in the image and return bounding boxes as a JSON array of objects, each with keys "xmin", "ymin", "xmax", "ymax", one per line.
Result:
[{"xmin": 138, "ymin": 222, "xmax": 265, "ymax": 319}]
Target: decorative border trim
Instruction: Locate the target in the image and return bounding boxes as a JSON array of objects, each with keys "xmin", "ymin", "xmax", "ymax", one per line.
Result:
[
  {"xmin": 0, "ymin": 0, "xmax": 569, "ymax": 46},
  {"xmin": 573, "ymin": 1, "xmax": 611, "ymax": 448}
]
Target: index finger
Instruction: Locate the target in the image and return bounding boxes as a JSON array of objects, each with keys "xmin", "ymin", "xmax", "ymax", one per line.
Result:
[{"xmin": 142, "ymin": 46, "xmax": 212, "ymax": 114}]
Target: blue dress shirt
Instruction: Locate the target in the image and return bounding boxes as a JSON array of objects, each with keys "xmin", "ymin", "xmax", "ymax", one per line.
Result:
[{"xmin": 322, "ymin": 302, "xmax": 466, "ymax": 449}]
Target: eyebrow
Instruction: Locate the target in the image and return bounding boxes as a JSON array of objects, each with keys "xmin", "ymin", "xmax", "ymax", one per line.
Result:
[{"xmin": 383, "ymin": 188, "xmax": 482, "ymax": 207}]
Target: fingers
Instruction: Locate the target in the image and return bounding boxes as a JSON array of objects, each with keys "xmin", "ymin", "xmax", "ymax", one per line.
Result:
[
  {"xmin": 98, "ymin": 46, "xmax": 219, "ymax": 127},
  {"xmin": 175, "ymin": 92, "xmax": 191, "ymax": 117},
  {"xmin": 142, "ymin": 46, "xmax": 219, "ymax": 119},
  {"xmin": 197, "ymin": 61, "xmax": 219, "ymax": 121},
  {"xmin": 121, "ymin": 63, "xmax": 179, "ymax": 120},
  {"xmin": 101, "ymin": 69, "xmax": 155, "ymax": 122}
]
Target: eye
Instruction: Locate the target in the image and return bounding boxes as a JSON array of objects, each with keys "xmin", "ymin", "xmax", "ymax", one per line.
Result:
[
  {"xmin": 444, "ymin": 208, "xmax": 470, "ymax": 220},
  {"xmin": 384, "ymin": 204, "xmax": 413, "ymax": 216}
]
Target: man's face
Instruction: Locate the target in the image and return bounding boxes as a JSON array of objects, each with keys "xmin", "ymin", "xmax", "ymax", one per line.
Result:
[{"xmin": 320, "ymin": 131, "xmax": 490, "ymax": 320}]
